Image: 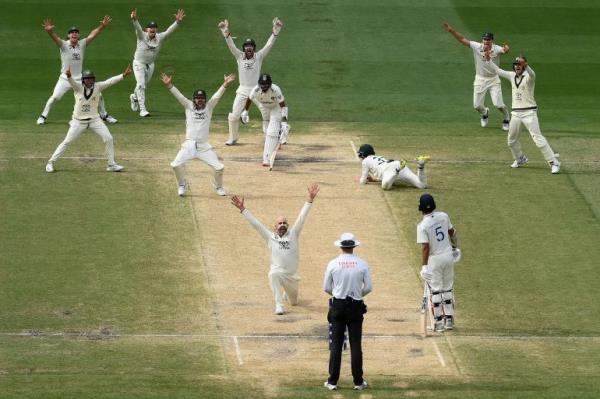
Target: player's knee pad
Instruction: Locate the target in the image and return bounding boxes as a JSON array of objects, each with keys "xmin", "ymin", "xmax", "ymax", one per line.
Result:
[
  {"xmin": 442, "ymin": 290, "xmax": 453, "ymax": 305},
  {"xmin": 431, "ymin": 291, "xmax": 442, "ymax": 307}
]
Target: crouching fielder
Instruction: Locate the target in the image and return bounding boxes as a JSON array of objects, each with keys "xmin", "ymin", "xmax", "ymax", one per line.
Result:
[
  {"xmin": 242, "ymin": 74, "xmax": 290, "ymax": 166},
  {"xmin": 356, "ymin": 144, "xmax": 429, "ymax": 190},
  {"xmin": 161, "ymin": 72, "xmax": 236, "ymax": 196},
  {"xmin": 417, "ymin": 193, "xmax": 458, "ymax": 332},
  {"xmin": 45, "ymin": 64, "xmax": 131, "ymax": 173},
  {"xmin": 231, "ymin": 183, "xmax": 319, "ymax": 315}
]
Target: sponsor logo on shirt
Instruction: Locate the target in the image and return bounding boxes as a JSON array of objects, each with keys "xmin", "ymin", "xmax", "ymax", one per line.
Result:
[{"xmin": 278, "ymin": 241, "xmax": 290, "ymax": 250}]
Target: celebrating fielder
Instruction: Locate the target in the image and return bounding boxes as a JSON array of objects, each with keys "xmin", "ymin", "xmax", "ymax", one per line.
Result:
[
  {"xmin": 161, "ymin": 72, "xmax": 236, "ymax": 197},
  {"xmin": 45, "ymin": 65, "xmax": 132, "ymax": 173},
  {"xmin": 230, "ymin": 183, "xmax": 319, "ymax": 315},
  {"xmin": 417, "ymin": 194, "xmax": 459, "ymax": 332},
  {"xmin": 37, "ymin": 17, "xmax": 117, "ymax": 125},
  {"xmin": 442, "ymin": 22, "xmax": 511, "ymax": 131},
  {"xmin": 487, "ymin": 56, "xmax": 561, "ymax": 174},
  {"xmin": 129, "ymin": 8, "xmax": 185, "ymax": 117},
  {"xmin": 218, "ymin": 17, "xmax": 283, "ymax": 145},
  {"xmin": 356, "ymin": 144, "xmax": 429, "ymax": 190}
]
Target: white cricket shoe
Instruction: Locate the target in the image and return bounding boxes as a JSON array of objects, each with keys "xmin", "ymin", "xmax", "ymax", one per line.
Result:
[
  {"xmin": 102, "ymin": 114, "xmax": 118, "ymax": 124},
  {"xmin": 510, "ymin": 154, "xmax": 528, "ymax": 168},
  {"xmin": 224, "ymin": 139, "xmax": 237, "ymax": 146},
  {"xmin": 130, "ymin": 94, "xmax": 139, "ymax": 112},
  {"xmin": 37, "ymin": 116, "xmax": 47, "ymax": 125},
  {"xmin": 502, "ymin": 119, "xmax": 510, "ymax": 131},
  {"xmin": 178, "ymin": 182, "xmax": 187, "ymax": 197},
  {"xmin": 551, "ymin": 158, "xmax": 561, "ymax": 174},
  {"xmin": 275, "ymin": 304, "xmax": 284, "ymax": 315},
  {"xmin": 480, "ymin": 107, "xmax": 489, "ymax": 127},
  {"xmin": 415, "ymin": 154, "xmax": 431, "ymax": 168},
  {"xmin": 45, "ymin": 161, "xmax": 54, "ymax": 173},
  {"xmin": 324, "ymin": 382, "xmax": 337, "ymax": 391},
  {"xmin": 106, "ymin": 164, "xmax": 124, "ymax": 172},
  {"xmin": 354, "ymin": 381, "xmax": 368, "ymax": 391},
  {"xmin": 139, "ymin": 110, "xmax": 150, "ymax": 117},
  {"xmin": 434, "ymin": 320, "xmax": 445, "ymax": 332},
  {"xmin": 214, "ymin": 186, "xmax": 226, "ymax": 196},
  {"xmin": 445, "ymin": 316, "xmax": 454, "ymax": 330}
]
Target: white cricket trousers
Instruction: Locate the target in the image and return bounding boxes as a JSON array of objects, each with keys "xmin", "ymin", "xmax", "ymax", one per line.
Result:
[
  {"xmin": 41, "ymin": 75, "xmax": 108, "ymax": 118},
  {"xmin": 49, "ymin": 118, "xmax": 117, "ymax": 165},
  {"xmin": 427, "ymin": 250, "xmax": 455, "ymax": 318},
  {"xmin": 132, "ymin": 61, "xmax": 155, "ymax": 113},
  {"xmin": 259, "ymin": 105, "xmax": 282, "ymax": 164},
  {"xmin": 381, "ymin": 161, "xmax": 427, "ymax": 190},
  {"xmin": 170, "ymin": 140, "xmax": 224, "ymax": 188},
  {"xmin": 507, "ymin": 109, "xmax": 556, "ymax": 162},
  {"xmin": 269, "ymin": 268, "xmax": 300, "ymax": 308},
  {"xmin": 226, "ymin": 86, "xmax": 259, "ymax": 143},
  {"xmin": 473, "ymin": 76, "xmax": 509, "ymax": 119}
]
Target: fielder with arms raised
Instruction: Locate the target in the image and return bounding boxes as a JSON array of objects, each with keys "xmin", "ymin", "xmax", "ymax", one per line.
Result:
[
  {"xmin": 230, "ymin": 183, "xmax": 319, "ymax": 315},
  {"xmin": 218, "ymin": 17, "xmax": 283, "ymax": 145},
  {"xmin": 417, "ymin": 193, "xmax": 459, "ymax": 332},
  {"xmin": 161, "ymin": 72, "xmax": 236, "ymax": 197}
]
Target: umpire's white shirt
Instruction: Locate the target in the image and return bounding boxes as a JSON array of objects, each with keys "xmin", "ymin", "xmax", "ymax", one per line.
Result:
[
  {"xmin": 133, "ymin": 20, "xmax": 178, "ymax": 64},
  {"xmin": 470, "ymin": 41, "xmax": 503, "ymax": 79},
  {"xmin": 60, "ymin": 39, "xmax": 87, "ymax": 78},
  {"xmin": 242, "ymin": 202, "xmax": 312, "ymax": 274},
  {"xmin": 168, "ymin": 85, "xmax": 225, "ymax": 142},
  {"xmin": 225, "ymin": 34, "xmax": 277, "ymax": 93},
  {"xmin": 417, "ymin": 211, "xmax": 454, "ymax": 256},
  {"xmin": 324, "ymin": 254, "xmax": 372, "ymax": 300},
  {"xmin": 249, "ymin": 84, "xmax": 284, "ymax": 110}
]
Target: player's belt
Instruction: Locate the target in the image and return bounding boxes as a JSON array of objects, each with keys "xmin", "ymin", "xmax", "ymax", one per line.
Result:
[
  {"xmin": 333, "ymin": 297, "xmax": 363, "ymax": 303},
  {"xmin": 512, "ymin": 106, "xmax": 537, "ymax": 111}
]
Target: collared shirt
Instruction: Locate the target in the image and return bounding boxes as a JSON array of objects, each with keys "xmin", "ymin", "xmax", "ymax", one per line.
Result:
[
  {"xmin": 249, "ymin": 84, "xmax": 284, "ymax": 110},
  {"xmin": 225, "ymin": 34, "xmax": 277, "ymax": 90},
  {"xmin": 469, "ymin": 41, "xmax": 503, "ymax": 79},
  {"xmin": 68, "ymin": 74, "xmax": 123, "ymax": 120},
  {"xmin": 323, "ymin": 253, "xmax": 372, "ymax": 300},
  {"xmin": 490, "ymin": 63, "xmax": 538, "ymax": 109},
  {"xmin": 359, "ymin": 155, "xmax": 401, "ymax": 184},
  {"xmin": 417, "ymin": 211, "xmax": 454, "ymax": 256},
  {"xmin": 59, "ymin": 38, "xmax": 87, "ymax": 78},
  {"xmin": 168, "ymin": 85, "xmax": 225, "ymax": 142},
  {"xmin": 133, "ymin": 20, "xmax": 178, "ymax": 64}
]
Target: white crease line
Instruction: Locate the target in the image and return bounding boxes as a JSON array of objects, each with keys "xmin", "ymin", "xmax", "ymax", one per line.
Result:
[
  {"xmin": 350, "ymin": 140, "xmax": 359, "ymax": 161},
  {"xmin": 233, "ymin": 336, "xmax": 244, "ymax": 365},
  {"xmin": 433, "ymin": 340, "xmax": 446, "ymax": 367}
]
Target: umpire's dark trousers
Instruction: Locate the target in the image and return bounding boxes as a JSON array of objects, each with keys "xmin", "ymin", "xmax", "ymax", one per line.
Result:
[{"xmin": 327, "ymin": 297, "xmax": 367, "ymax": 386}]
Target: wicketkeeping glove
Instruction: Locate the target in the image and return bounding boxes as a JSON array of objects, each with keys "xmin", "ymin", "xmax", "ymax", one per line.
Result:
[
  {"xmin": 272, "ymin": 17, "xmax": 283, "ymax": 35},
  {"xmin": 279, "ymin": 121, "xmax": 290, "ymax": 144},
  {"xmin": 240, "ymin": 110, "xmax": 249, "ymax": 124},
  {"xmin": 218, "ymin": 20, "xmax": 229, "ymax": 37}
]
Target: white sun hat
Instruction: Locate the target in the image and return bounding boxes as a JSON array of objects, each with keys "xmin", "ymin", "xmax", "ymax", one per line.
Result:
[{"xmin": 334, "ymin": 232, "xmax": 361, "ymax": 248}]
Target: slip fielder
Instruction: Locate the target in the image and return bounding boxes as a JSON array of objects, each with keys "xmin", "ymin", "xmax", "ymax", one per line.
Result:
[{"xmin": 218, "ymin": 17, "xmax": 283, "ymax": 145}]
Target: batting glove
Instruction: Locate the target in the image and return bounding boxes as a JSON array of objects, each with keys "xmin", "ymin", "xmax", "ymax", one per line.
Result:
[
  {"xmin": 279, "ymin": 121, "xmax": 290, "ymax": 144},
  {"xmin": 272, "ymin": 17, "xmax": 283, "ymax": 36},
  {"xmin": 240, "ymin": 110, "xmax": 249, "ymax": 124},
  {"xmin": 419, "ymin": 265, "xmax": 433, "ymax": 283},
  {"xmin": 218, "ymin": 20, "xmax": 229, "ymax": 37}
]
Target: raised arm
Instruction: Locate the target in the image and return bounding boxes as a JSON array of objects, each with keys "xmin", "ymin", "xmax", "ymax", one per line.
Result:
[
  {"xmin": 207, "ymin": 73, "xmax": 236, "ymax": 109},
  {"xmin": 442, "ymin": 21, "xmax": 470, "ymax": 47},
  {"xmin": 160, "ymin": 73, "xmax": 192, "ymax": 108},
  {"xmin": 42, "ymin": 19, "xmax": 62, "ymax": 47},
  {"xmin": 97, "ymin": 64, "xmax": 131, "ymax": 91},
  {"xmin": 86, "ymin": 15, "xmax": 112, "ymax": 45},
  {"xmin": 257, "ymin": 17, "xmax": 282, "ymax": 58},
  {"xmin": 290, "ymin": 183, "xmax": 319, "ymax": 234},
  {"xmin": 219, "ymin": 20, "xmax": 243, "ymax": 58},
  {"xmin": 486, "ymin": 60, "xmax": 513, "ymax": 80},
  {"xmin": 131, "ymin": 9, "xmax": 144, "ymax": 40},
  {"xmin": 159, "ymin": 9, "xmax": 185, "ymax": 39}
]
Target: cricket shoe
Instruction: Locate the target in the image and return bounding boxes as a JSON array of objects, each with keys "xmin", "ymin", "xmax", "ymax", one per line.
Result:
[
  {"xmin": 433, "ymin": 320, "xmax": 445, "ymax": 332},
  {"xmin": 415, "ymin": 154, "xmax": 431, "ymax": 168},
  {"xmin": 37, "ymin": 116, "xmax": 47, "ymax": 125},
  {"xmin": 45, "ymin": 161, "xmax": 55, "ymax": 173},
  {"xmin": 224, "ymin": 139, "xmax": 237, "ymax": 146},
  {"xmin": 106, "ymin": 164, "xmax": 124, "ymax": 172},
  {"xmin": 130, "ymin": 94, "xmax": 139, "ymax": 112},
  {"xmin": 214, "ymin": 186, "xmax": 226, "ymax": 196},
  {"xmin": 510, "ymin": 154, "xmax": 528, "ymax": 168},
  {"xmin": 444, "ymin": 316, "xmax": 454, "ymax": 330},
  {"xmin": 354, "ymin": 381, "xmax": 368, "ymax": 391},
  {"xmin": 139, "ymin": 110, "xmax": 150, "ymax": 117},
  {"xmin": 324, "ymin": 382, "xmax": 337, "ymax": 391},
  {"xmin": 480, "ymin": 107, "xmax": 489, "ymax": 127},
  {"xmin": 275, "ymin": 304, "xmax": 284, "ymax": 315},
  {"xmin": 178, "ymin": 181, "xmax": 187, "ymax": 197},
  {"xmin": 502, "ymin": 119, "xmax": 510, "ymax": 131},
  {"xmin": 102, "ymin": 114, "xmax": 118, "ymax": 124},
  {"xmin": 550, "ymin": 156, "xmax": 561, "ymax": 174}
]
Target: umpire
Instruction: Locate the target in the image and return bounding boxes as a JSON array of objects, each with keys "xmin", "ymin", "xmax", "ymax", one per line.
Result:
[{"xmin": 323, "ymin": 232, "xmax": 372, "ymax": 391}]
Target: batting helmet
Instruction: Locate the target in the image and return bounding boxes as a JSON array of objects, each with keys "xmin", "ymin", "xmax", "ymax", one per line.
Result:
[
  {"xmin": 243, "ymin": 38, "xmax": 256, "ymax": 49},
  {"xmin": 482, "ymin": 32, "xmax": 494, "ymax": 40},
  {"xmin": 192, "ymin": 89, "xmax": 207, "ymax": 99},
  {"xmin": 258, "ymin": 73, "xmax": 272, "ymax": 85},
  {"xmin": 81, "ymin": 70, "xmax": 95, "ymax": 80},
  {"xmin": 418, "ymin": 193, "xmax": 436, "ymax": 213},
  {"xmin": 357, "ymin": 144, "xmax": 375, "ymax": 159},
  {"xmin": 147, "ymin": 21, "xmax": 158, "ymax": 28}
]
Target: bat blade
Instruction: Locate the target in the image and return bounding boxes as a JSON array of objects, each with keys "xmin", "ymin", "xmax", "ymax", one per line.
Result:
[{"xmin": 269, "ymin": 144, "xmax": 281, "ymax": 171}]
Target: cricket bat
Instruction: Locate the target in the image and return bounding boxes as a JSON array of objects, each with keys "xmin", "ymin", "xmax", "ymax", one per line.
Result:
[
  {"xmin": 420, "ymin": 283, "xmax": 430, "ymax": 338},
  {"xmin": 269, "ymin": 143, "xmax": 281, "ymax": 171}
]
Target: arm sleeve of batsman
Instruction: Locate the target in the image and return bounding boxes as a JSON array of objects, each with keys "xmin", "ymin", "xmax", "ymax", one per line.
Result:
[
  {"xmin": 169, "ymin": 86, "xmax": 193, "ymax": 108},
  {"xmin": 359, "ymin": 161, "xmax": 370, "ymax": 184},
  {"xmin": 241, "ymin": 209, "xmax": 272, "ymax": 242}
]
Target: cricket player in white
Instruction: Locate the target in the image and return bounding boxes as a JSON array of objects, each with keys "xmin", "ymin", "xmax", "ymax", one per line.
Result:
[
  {"xmin": 356, "ymin": 144, "xmax": 429, "ymax": 190},
  {"xmin": 45, "ymin": 65, "xmax": 132, "ymax": 173},
  {"xmin": 442, "ymin": 22, "xmax": 511, "ymax": 131},
  {"xmin": 417, "ymin": 193, "xmax": 458, "ymax": 332},
  {"xmin": 217, "ymin": 17, "xmax": 283, "ymax": 145},
  {"xmin": 242, "ymin": 74, "xmax": 290, "ymax": 166},
  {"xmin": 160, "ymin": 72, "xmax": 236, "ymax": 197},
  {"xmin": 37, "ymin": 17, "xmax": 117, "ymax": 125},
  {"xmin": 487, "ymin": 56, "xmax": 561, "ymax": 174},
  {"xmin": 129, "ymin": 8, "xmax": 185, "ymax": 117},
  {"xmin": 231, "ymin": 183, "xmax": 320, "ymax": 315}
]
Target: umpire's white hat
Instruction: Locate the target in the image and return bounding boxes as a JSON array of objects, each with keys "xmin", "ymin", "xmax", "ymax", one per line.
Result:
[{"xmin": 334, "ymin": 232, "xmax": 360, "ymax": 248}]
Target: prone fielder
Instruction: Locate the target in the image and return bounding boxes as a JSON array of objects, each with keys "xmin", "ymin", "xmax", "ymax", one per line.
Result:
[
  {"xmin": 356, "ymin": 144, "xmax": 429, "ymax": 190},
  {"xmin": 230, "ymin": 183, "xmax": 319, "ymax": 315},
  {"xmin": 45, "ymin": 65, "xmax": 132, "ymax": 173},
  {"xmin": 129, "ymin": 8, "xmax": 185, "ymax": 117},
  {"xmin": 242, "ymin": 74, "xmax": 290, "ymax": 167},
  {"xmin": 218, "ymin": 17, "xmax": 283, "ymax": 145},
  {"xmin": 417, "ymin": 193, "xmax": 459, "ymax": 332},
  {"xmin": 160, "ymin": 72, "xmax": 236, "ymax": 197},
  {"xmin": 37, "ymin": 17, "xmax": 117, "ymax": 125}
]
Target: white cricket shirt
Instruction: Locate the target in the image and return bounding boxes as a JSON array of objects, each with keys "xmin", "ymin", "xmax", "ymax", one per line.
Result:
[
  {"xmin": 360, "ymin": 155, "xmax": 398, "ymax": 184},
  {"xmin": 69, "ymin": 74, "xmax": 123, "ymax": 120},
  {"xmin": 490, "ymin": 63, "xmax": 538, "ymax": 110},
  {"xmin": 323, "ymin": 253, "xmax": 372, "ymax": 300},
  {"xmin": 417, "ymin": 211, "xmax": 454, "ymax": 256},
  {"xmin": 225, "ymin": 34, "xmax": 276, "ymax": 92},
  {"xmin": 242, "ymin": 202, "xmax": 312, "ymax": 274},
  {"xmin": 470, "ymin": 41, "xmax": 504, "ymax": 79},
  {"xmin": 133, "ymin": 20, "xmax": 178, "ymax": 64},
  {"xmin": 59, "ymin": 39, "xmax": 87, "ymax": 78},
  {"xmin": 168, "ymin": 85, "xmax": 225, "ymax": 142},
  {"xmin": 248, "ymin": 84, "xmax": 284, "ymax": 110}
]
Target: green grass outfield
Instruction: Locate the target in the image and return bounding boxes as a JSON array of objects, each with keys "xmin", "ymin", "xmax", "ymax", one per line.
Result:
[{"xmin": 1, "ymin": 0, "xmax": 600, "ymax": 397}]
